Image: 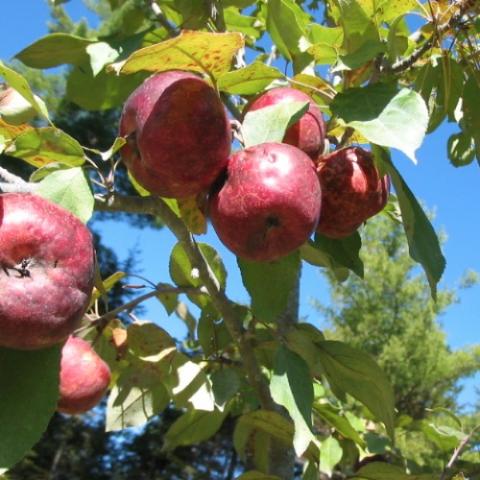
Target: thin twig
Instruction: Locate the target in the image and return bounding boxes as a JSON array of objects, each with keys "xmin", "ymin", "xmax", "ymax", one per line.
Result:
[
  {"xmin": 0, "ymin": 166, "xmax": 27, "ymax": 185},
  {"xmin": 385, "ymin": 0, "xmax": 478, "ymax": 74},
  {"xmin": 440, "ymin": 427, "xmax": 479, "ymax": 480},
  {"xmin": 83, "ymin": 284, "xmax": 202, "ymax": 332},
  {"xmin": 149, "ymin": 0, "xmax": 179, "ymax": 37},
  {"xmin": 95, "ymin": 193, "xmax": 276, "ymax": 410}
]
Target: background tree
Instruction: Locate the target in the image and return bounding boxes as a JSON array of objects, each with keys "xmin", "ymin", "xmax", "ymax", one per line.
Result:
[{"xmin": 316, "ymin": 214, "xmax": 480, "ymax": 419}]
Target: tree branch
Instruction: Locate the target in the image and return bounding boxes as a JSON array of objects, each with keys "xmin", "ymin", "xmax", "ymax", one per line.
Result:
[
  {"xmin": 440, "ymin": 427, "xmax": 479, "ymax": 480},
  {"xmin": 385, "ymin": 0, "xmax": 478, "ymax": 74},
  {"xmin": 95, "ymin": 193, "xmax": 276, "ymax": 410},
  {"xmin": 149, "ymin": 0, "xmax": 179, "ymax": 37}
]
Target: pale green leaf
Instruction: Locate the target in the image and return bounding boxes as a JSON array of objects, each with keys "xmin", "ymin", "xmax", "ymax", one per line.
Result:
[
  {"xmin": 86, "ymin": 42, "xmax": 119, "ymax": 76},
  {"xmin": 242, "ymin": 101, "xmax": 309, "ymax": 147},
  {"xmin": 316, "ymin": 340, "xmax": 395, "ymax": 440},
  {"xmin": 320, "ymin": 437, "xmax": 343, "ymax": 476},
  {"xmin": 332, "ymin": 85, "xmax": 428, "ymax": 163},
  {"xmin": 0, "ymin": 61, "xmax": 49, "ymax": 121},
  {"xmin": 37, "ymin": 167, "xmax": 94, "ymax": 223},
  {"xmin": 217, "ymin": 63, "xmax": 284, "ymax": 95},
  {"xmin": 164, "ymin": 408, "xmax": 228, "ymax": 450},
  {"xmin": 15, "ymin": 33, "xmax": 93, "ymax": 68}
]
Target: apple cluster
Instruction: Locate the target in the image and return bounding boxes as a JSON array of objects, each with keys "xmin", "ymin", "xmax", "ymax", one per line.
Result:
[
  {"xmin": 0, "ymin": 193, "xmax": 110, "ymax": 414},
  {"xmin": 120, "ymin": 71, "xmax": 390, "ymax": 262}
]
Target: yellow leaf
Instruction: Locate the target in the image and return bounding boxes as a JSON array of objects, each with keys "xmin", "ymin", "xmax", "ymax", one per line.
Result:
[
  {"xmin": 119, "ymin": 30, "xmax": 245, "ymax": 79},
  {"xmin": 177, "ymin": 195, "xmax": 207, "ymax": 235}
]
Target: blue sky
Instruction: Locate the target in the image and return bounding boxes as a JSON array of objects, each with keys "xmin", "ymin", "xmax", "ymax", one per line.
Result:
[{"xmin": 1, "ymin": 1, "xmax": 479, "ymax": 408}]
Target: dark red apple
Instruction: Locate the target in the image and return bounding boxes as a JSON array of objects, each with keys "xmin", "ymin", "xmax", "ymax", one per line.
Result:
[
  {"xmin": 209, "ymin": 142, "xmax": 322, "ymax": 262},
  {"xmin": 0, "ymin": 193, "xmax": 95, "ymax": 350},
  {"xmin": 119, "ymin": 70, "xmax": 231, "ymax": 198},
  {"xmin": 58, "ymin": 336, "xmax": 111, "ymax": 414},
  {"xmin": 316, "ymin": 147, "xmax": 390, "ymax": 239},
  {"xmin": 244, "ymin": 87, "xmax": 326, "ymax": 158}
]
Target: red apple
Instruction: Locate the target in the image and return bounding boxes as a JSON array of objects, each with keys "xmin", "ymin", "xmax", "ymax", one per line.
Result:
[
  {"xmin": 209, "ymin": 142, "xmax": 322, "ymax": 262},
  {"xmin": 58, "ymin": 336, "xmax": 111, "ymax": 415},
  {"xmin": 119, "ymin": 71, "xmax": 231, "ymax": 198},
  {"xmin": 316, "ymin": 147, "xmax": 390, "ymax": 238},
  {"xmin": 244, "ymin": 87, "xmax": 326, "ymax": 158},
  {"xmin": 0, "ymin": 193, "xmax": 95, "ymax": 350}
]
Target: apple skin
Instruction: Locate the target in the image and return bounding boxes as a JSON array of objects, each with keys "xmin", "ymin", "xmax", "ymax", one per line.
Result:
[
  {"xmin": 209, "ymin": 142, "xmax": 322, "ymax": 262},
  {"xmin": 244, "ymin": 87, "xmax": 326, "ymax": 158},
  {"xmin": 316, "ymin": 147, "xmax": 390, "ymax": 239},
  {"xmin": 58, "ymin": 336, "xmax": 111, "ymax": 415},
  {"xmin": 0, "ymin": 193, "xmax": 95, "ymax": 350},
  {"xmin": 120, "ymin": 71, "xmax": 231, "ymax": 198}
]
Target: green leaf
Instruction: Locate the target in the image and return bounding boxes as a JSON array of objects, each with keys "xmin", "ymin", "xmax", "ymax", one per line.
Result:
[
  {"xmin": 266, "ymin": 0, "xmax": 311, "ymax": 61},
  {"xmin": 163, "ymin": 408, "xmax": 228, "ymax": 450},
  {"xmin": 307, "ymin": 24, "xmax": 343, "ymax": 64},
  {"xmin": 198, "ymin": 310, "xmax": 232, "ymax": 357},
  {"xmin": 15, "ymin": 33, "xmax": 93, "ymax": 68},
  {"xmin": 420, "ymin": 421, "xmax": 465, "ymax": 451},
  {"xmin": 234, "ymin": 410, "xmax": 294, "ymax": 458},
  {"xmin": 90, "ymin": 271, "xmax": 126, "ymax": 304},
  {"xmin": 66, "ymin": 64, "xmax": 146, "ymax": 111},
  {"xmin": 300, "ymin": 241, "xmax": 349, "ymax": 281},
  {"xmin": 242, "ymin": 101, "xmax": 309, "ymax": 148},
  {"xmin": 314, "ymin": 403, "xmax": 365, "ymax": 447},
  {"xmin": 373, "ymin": 146, "xmax": 445, "ymax": 299},
  {"xmin": 217, "ymin": 63, "xmax": 284, "ymax": 95},
  {"xmin": 332, "ymin": 85, "xmax": 428, "ymax": 163},
  {"xmin": 170, "ymin": 242, "xmax": 226, "ymax": 290},
  {"xmin": 377, "ymin": 0, "xmax": 418, "ymax": 22},
  {"xmin": 6, "ymin": 127, "xmax": 85, "ymax": 168},
  {"xmin": 311, "ymin": 233, "xmax": 364, "ymax": 278},
  {"xmin": 0, "ymin": 345, "xmax": 61, "ymax": 469},
  {"xmin": 448, "ymin": 132, "xmax": 476, "ymax": 167},
  {"xmin": 352, "ymin": 462, "xmax": 437, "ymax": 479},
  {"xmin": 270, "ymin": 345, "xmax": 316, "ymax": 456},
  {"xmin": 106, "ymin": 373, "xmax": 170, "ymax": 432},
  {"xmin": 211, "ymin": 368, "xmax": 241, "ymax": 407},
  {"xmin": 224, "ymin": 8, "xmax": 262, "ymax": 41},
  {"xmin": 236, "ymin": 472, "xmax": 281, "ymax": 480},
  {"xmin": 127, "ymin": 322, "xmax": 175, "ymax": 360},
  {"xmin": 334, "ymin": 0, "xmax": 379, "ymax": 52},
  {"xmin": 0, "ymin": 61, "xmax": 49, "ymax": 121},
  {"xmin": 320, "ymin": 436, "xmax": 343, "ymax": 476},
  {"xmin": 316, "ymin": 340, "xmax": 395, "ymax": 440},
  {"xmin": 155, "ymin": 282, "xmax": 178, "ymax": 316},
  {"xmin": 37, "ymin": 167, "xmax": 94, "ymax": 223},
  {"xmin": 415, "ymin": 58, "xmax": 463, "ymax": 133},
  {"xmin": 462, "ymin": 77, "xmax": 480, "ymax": 162},
  {"xmin": 238, "ymin": 251, "xmax": 300, "ymax": 322},
  {"xmin": 119, "ymin": 30, "xmax": 244, "ymax": 78}
]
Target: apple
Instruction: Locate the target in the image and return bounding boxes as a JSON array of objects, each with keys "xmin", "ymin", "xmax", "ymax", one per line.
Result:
[
  {"xmin": 58, "ymin": 336, "xmax": 111, "ymax": 415},
  {"xmin": 0, "ymin": 193, "xmax": 95, "ymax": 350},
  {"xmin": 119, "ymin": 71, "xmax": 231, "ymax": 198},
  {"xmin": 209, "ymin": 142, "xmax": 322, "ymax": 262},
  {"xmin": 244, "ymin": 87, "xmax": 326, "ymax": 158},
  {"xmin": 316, "ymin": 147, "xmax": 390, "ymax": 238}
]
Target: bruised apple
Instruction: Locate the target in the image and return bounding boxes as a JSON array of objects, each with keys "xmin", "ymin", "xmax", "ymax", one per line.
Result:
[
  {"xmin": 316, "ymin": 147, "xmax": 389, "ymax": 238},
  {"xmin": 119, "ymin": 71, "xmax": 231, "ymax": 198},
  {"xmin": 0, "ymin": 193, "xmax": 95, "ymax": 350},
  {"xmin": 244, "ymin": 87, "xmax": 326, "ymax": 158},
  {"xmin": 58, "ymin": 336, "xmax": 111, "ymax": 414},
  {"xmin": 210, "ymin": 142, "xmax": 321, "ymax": 262}
]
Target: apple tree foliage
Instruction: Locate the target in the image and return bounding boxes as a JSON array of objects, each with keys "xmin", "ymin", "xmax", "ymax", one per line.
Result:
[{"xmin": 0, "ymin": 0, "xmax": 479, "ymax": 478}]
